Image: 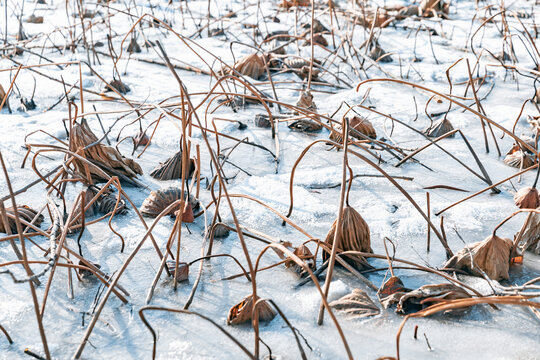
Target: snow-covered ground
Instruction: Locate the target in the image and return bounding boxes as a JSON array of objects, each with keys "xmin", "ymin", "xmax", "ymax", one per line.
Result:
[{"xmin": 0, "ymin": 0, "xmax": 539, "ymax": 359}]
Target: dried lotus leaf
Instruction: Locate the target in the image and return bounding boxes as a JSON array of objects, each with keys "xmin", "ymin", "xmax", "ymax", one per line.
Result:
[
  {"xmin": 166, "ymin": 261, "xmax": 189, "ymax": 282},
  {"xmin": 227, "ymin": 294, "xmax": 276, "ymax": 325},
  {"xmin": 504, "ymin": 150, "xmax": 536, "ymax": 169},
  {"xmin": 301, "ymin": 19, "xmax": 329, "ymax": 33},
  {"xmin": 69, "ymin": 118, "xmax": 142, "ymax": 185},
  {"xmin": 394, "ymin": 284, "xmax": 471, "ymax": 315},
  {"xmin": 212, "ymin": 223, "xmax": 230, "ymax": 239},
  {"xmin": 220, "ymin": 53, "xmax": 268, "ymax": 80},
  {"xmin": 140, "ymin": 187, "xmax": 198, "ymax": 218},
  {"xmin": 289, "ymin": 90, "xmax": 322, "ymax": 132},
  {"xmin": 304, "ymin": 34, "xmax": 328, "ymax": 47},
  {"xmin": 330, "ymin": 115, "xmax": 377, "ymax": 143},
  {"xmin": 127, "ymin": 38, "xmax": 141, "ymax": 53},
  {"xmin": 0, "ymin": 205, "xmax": 44, "ymax": 234},
  {"xmin": 369, "ymin": 42, "xmax": 392, "ymax": 63},
  {"xmin": 324, "ymin": 206, "xmax": 372, "ymax": 269},
  {"xmin": 149, "ymin": 151, "xmax": 195, "ymax": 181},
  {"xmin": 519, "ymin": 212, "xmax": 540, "ymax": 255},
  {"xmin": 26, "ymin": 15, "xmax": 44, "ymax": 23},
  {"xmin": 330, "ymin": 289, "xmax": 380, "ymax": 317},
  {"xmin": 514, "ymin": 187, "xmax": 539, "ymax": 209},
  {"xmin": 105, "ymin": 79, "xmax": 130, "ymax": 94},
  {"xmin": 423, "ymin": 118, "xmax": 455, "ymax": 138},
  {"xmin": 443, "ymin": 235, "xmax": 513, "ymax": 281},
  {"xmin": 0, "ymin": 84, "xmax": 5, "ymax": 104}
]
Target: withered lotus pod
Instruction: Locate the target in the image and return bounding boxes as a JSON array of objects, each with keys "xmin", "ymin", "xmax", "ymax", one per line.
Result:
[
  {"xmin": 105, "ymin": 79, "xmax": 130, "ymax": 94},
  {"xmin": 0, "ymin": 205, "xmax": 43, "ymax": 234},
  {"xmin": 330, "ymin": 116, "xmax": 377, "ymax": 143},
  {"xmin": 514, "ymin": 187, "xmax": 539, "ymax": 209},
  {"xmin": 443, "ymin": 235, "xmax": 513, "ymax": 281},
  {"xmin": 221, "ymin": 53, "xmax": 269, "ymax": 80},
  {"xmin": 324, "ymin": 206, "xmax": 372, "ymax": 269},
  {"xmin": 212, "ymin": 223, "xmax": 230, "ymax": 239},
  {"xmin": 504, "ymin": 150, "xmax": 536, "ymax": 169},
  {"xmin": 520, "ymin": 213, "xmax": 540, "ymax": 255},
  {"xmin": 382, "ymin": 283, "xmax": 471, "ymax": 315},
  {"xmin": 140, "ymin": 187, "xmax": 198, "ymax": 218},
  {"xmin": 166, "ymin": 261, "xmax": 189, "ymax": 282},
  {"xmin": 226, "ymin": 294, "xmax": 276, "ymax": 325},
  {"xmin": 127, "ymin": 38, "xmax": 141, "ymax": 53},
  {"xmin": 149, "ymin": 151, "xmax": 195, "ymax": 181},
  {"xmin": 423, "ymin": 118, "xmax": 455, "ymax": 138},
  {"xmin": 329, "ymin": 289, "xmax": 380, "ymax": 317},
  {"xmin": 369, "ymin": 42, "xmax": 392, "ymax": 63},
  {"xmin": 69, "ymin": 118, "xmax": 142, "ymax": 184}
]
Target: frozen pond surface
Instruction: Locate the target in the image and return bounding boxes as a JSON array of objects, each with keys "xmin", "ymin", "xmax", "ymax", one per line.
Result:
[{"xmin": 0, "ymin": 0, "xmax": 539, "ymax": 359}]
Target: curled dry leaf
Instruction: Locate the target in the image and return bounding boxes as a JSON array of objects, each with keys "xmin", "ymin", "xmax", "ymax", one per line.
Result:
[
  {"xmin": 140, "ymin": 187, "xmax": 199, "ymax": 218},
  {"xmin": 149, "ymin": 151, "xmax": 195, "ymax": 181},
  {"xmin": 329, "ymin": 289, "xmax": 380, "ymax": 317},
  {"xmin": 0, "ymin": 205, "xmax": 44, "ymax": 234},
  {"xmin": 330, "ymin": 115, "xmax": 377, "ymax": 143},
  {"xmin": 220, "ymin": 53, "xmax": 269, "ymax": 80},
  {"xmin": 324, "ymin": 206, "xmax": 372, "ymax": 269},
  {"xmin": 424, "ymin": 118, "xmax": 455, "ymax": 138},
  {"xmin": 514, "ymin": 187, "xmax": 539, "ymax": 209},
  {"xmin": 70, "ymin": 118, "xmax": 142, "ymax": 184},
  {"xmin": 166, "ymin": 261, "xmax": 189, "ymax": 282},
  {"xmin": 519, "ymin": 212, "xmax": 540, "ymax": 255},
  {"xmin": 382, "ymin": 283, "xmax": 471, "ymax": 315},
  {"xmin": 227, "ymin": 294, "xmax": 276, "ymax": 325},
  {"xmin": 443, "ymin": 235, "xmax": 513, "ymax": 281}
]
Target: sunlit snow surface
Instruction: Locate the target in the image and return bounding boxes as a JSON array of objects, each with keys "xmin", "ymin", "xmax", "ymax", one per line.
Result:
[{"xmin": 0, "ymin": 0, "xmax": 539, "ymax": 359}]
